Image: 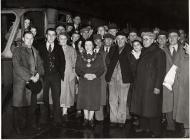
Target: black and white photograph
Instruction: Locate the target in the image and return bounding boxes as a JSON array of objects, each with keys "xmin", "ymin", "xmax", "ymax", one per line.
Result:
[{"xmin": 1, "ymin": 0, "xmax": 189, "ymax": 139}]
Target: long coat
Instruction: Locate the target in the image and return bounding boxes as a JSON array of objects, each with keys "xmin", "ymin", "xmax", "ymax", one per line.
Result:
[
  {"xmin": 75, "ymin": 52, "xmax": 105, "ymax": 111},
  {"xmin": 162, "ymin": 43, "xmax": 184, "ymax": 113},
  {"xmin": 12, "ymin": 45, "xmax": 44, "ymax": 107},
  {"xmin": 130, "ymin": 43, "xmax": 166, "ymax": 118},
  {"xmin": 60, "ymin": 46, "xmax": 77, "ymax": 107},
  {"xmin": 173, "ymin": 49, "xmax": 189, "ymax": 126}
]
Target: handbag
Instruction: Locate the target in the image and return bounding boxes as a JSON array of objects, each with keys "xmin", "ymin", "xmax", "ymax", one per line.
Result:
[{"xmin": 26, "ymin": 79, "xmax": 42, "ymax": 94}]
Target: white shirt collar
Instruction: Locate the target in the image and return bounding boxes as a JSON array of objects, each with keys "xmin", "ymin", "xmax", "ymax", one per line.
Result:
[
  {"xmin": 169, "ymin": 44, "xmax": 178, "ymax": 51},
  {"xmin": 104, "ymin": 46, "xmax": 110, "ymax": 52},
  {"xmin": 46, "ymin": 42, "xmax": 54, "ymax": 50},
  {"xmin": 94, "ymin": 48, "xmax": 100, "ymax": 53}
]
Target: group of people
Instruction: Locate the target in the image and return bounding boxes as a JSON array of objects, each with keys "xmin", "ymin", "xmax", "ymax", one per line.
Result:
[{"xmin": 11, "ymin": 15, "xmax": 189, "ymax": 138}]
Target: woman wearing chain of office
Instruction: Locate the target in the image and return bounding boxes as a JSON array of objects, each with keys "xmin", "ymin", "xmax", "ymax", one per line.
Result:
[{"xmin": 75, "ymin": 39, "xmax": 105, "ymax": 128}]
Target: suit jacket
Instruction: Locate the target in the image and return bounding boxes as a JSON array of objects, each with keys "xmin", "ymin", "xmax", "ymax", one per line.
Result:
[
  {"xmin": 105, "ymin": 43, "xmax": 133, "ymax": 83},
  {"xmin": 38, "ymin": 41, "xmax": 65, "ymax": 80},
  {"xmin": 12, "ymin": 45, "xmax": 44, "ymax": 107}
]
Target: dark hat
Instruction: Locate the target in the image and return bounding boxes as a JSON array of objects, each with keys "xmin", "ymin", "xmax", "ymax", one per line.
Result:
[
  {"xmin": 80, "ymin": 27, "xmax": 90, "ymax": 33},
  {"xmin": 116, "ymin": 31, "xmax": 126, "ymax": 37},
  {"xmin": 158, "ymin": 30, "xmax": 168, "ymax": 37},
  {"xmin": 93, "ymin": 34, "xmax": 102, "ymax": 40},
  {"xmin": 168, "ymin": 29, "xmax": 179, "ymax": 35},
  {"xmin": 108, "ymin": 23, "xmax": 118, "ymax": 29},
  {"xmin": 72, "ymin": 31, "xmax": 80, "ymax": 35},
  {"xmin": 66, "ymin": 23, "xmax": 74, "ymax": 27},
  {"xmin": 104, "ymin": 33, "xmax": 115, "ymax": 39},
  {"xmin": 129, "ymin": 28, "xmax": 138, "ymax": 34}
]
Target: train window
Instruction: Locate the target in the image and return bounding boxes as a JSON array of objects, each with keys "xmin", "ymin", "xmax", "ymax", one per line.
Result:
[
  {"xmin": 57, "ymin": 13, "xmax": 67, "ymax": 25},
  {"xmin": 1, "ymin": 13, "xmax": 16, "ymax": 52},
  {"xmin": 24, "ymin": 11, "xmax": 45, "ymax": 38}
]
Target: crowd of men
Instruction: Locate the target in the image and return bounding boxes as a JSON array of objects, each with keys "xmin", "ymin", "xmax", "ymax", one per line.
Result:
[{"xmin": 10, "ymin": 15, "xmax": 189, "ymax": 138}]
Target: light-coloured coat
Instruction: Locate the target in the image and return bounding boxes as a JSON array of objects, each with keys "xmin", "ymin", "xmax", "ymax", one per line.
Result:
[{"xmin": 162, "ymin": 43, "xmax": 184, "ymax": 113}]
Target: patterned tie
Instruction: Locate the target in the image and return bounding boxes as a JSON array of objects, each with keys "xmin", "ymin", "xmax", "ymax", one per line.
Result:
[
  {"xmin": 48, "ymin": 44, "xmax": 52, "ymax": 53},
  {"xmin": 172, "ymin": 47, "xmax": 177, "ymax": 58}
]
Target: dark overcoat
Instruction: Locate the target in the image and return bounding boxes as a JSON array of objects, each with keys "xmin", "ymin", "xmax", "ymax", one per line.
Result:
[
  {"xmin": 130, "ymin": 43, "xmax": 166, "ymax": 118},
  {"xmin": 12, "ymin": 45, "xmax": 44, "ymax": 107}
]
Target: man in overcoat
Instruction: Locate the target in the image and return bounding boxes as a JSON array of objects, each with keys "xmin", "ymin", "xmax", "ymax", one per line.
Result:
[
  {"xmin": 162, "ymin": 30, "xmax": 185, "ymax": 131},
  {"xmin": 130, "ymin": 32, "xmax": 166, "ymax": 137},
  {"xmin": 12, "ymin": 31, "xmax": 44, "ymax": 133}
]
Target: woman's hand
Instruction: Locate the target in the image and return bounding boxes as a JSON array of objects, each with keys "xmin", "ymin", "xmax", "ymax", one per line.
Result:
[{"xmin": 84, "ymin": 74, "xmax": 96, "ymax": 80}]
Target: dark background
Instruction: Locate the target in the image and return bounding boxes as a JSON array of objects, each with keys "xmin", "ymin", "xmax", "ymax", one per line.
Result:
[{"xmin": 2, "ymin": 0, "xmax": 189, "ymax": 32}]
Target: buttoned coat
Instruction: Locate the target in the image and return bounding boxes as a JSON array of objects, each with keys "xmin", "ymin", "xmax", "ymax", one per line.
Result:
[
  {"xmin": 130, "ymin": 43, "xmax": 166, "ymax": 117},
  {"xmin": 12, "ymin": 45, "xmax": 44, "ymax": 107}
]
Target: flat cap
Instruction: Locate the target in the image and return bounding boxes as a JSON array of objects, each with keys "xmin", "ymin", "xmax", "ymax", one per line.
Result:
[
  {"xmin": 93, "ymin": 34, "xmax": 102, "ymax": 40},
  {"xmin": 108, "ymin": 23, "xmax": 118, "ymax": 29},
  {"xmin": 104, "ymin": 33, "xmax": 115, "ymax": 39},
  {"xmin": 116, "ymin": 31, "xmax": 126, "ymax": 37}
]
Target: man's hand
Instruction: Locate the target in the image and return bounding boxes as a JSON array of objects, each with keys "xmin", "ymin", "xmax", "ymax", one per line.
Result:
[
  {"xmin": 30, "ymin": 76, "xmax": 37, "ymax": 83},
  {"xmin": 154, "ymin": 88, "xmax": 160, "ymax": 95}
]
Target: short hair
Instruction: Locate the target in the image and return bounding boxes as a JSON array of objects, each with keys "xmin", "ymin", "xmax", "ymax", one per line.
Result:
[
  {"xmin": 46, "ymin": 28, "xmax": 56, "ymax": 35},
  {"xmin": 132, "ymin": 40, "xmax": 143, "ymax": 47},
  {"xmin": 23, "ymin": 31, "xmax": 34, "ymax": 37},
  {"xmin": 56, "ymin": 25, "xmax": 65, "ymax": 29},
  {"xmin": 84, "ymin": 39, "xmax": 95, "ymax": 47},
  {"xmin": 58, "ymin": 32, "xmax": 70, "ymax": 39},
  {"xmin": 24, "ymin": 18, "xmax": 31, "ymax": 22},
  {"xmin": 30, "ymin": 26, "xmax": 37, "ymax": 30}
]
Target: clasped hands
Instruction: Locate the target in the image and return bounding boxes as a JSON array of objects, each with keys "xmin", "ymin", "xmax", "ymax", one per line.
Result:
[
  {"xmin": 84, "ymin": 73, "xmax": 96, "ymax": 80},
  {"xmin": 30, "ymin": 73, "xmax": 40, "ymax": 83}
]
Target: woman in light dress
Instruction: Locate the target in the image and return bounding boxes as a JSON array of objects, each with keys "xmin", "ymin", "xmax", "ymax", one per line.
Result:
[{"xmin": 58, "ymin": 32, "xmax": 77, "ymax": 121}]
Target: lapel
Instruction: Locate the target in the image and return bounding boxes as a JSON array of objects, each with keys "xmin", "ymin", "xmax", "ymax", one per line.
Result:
[
  {"xmin": 163, "ymin": 46, "xmax": 173, "ymax": 63},
  {"xmin": 22, "ymin": 46, "xmax": 36, "ymax": 73}
]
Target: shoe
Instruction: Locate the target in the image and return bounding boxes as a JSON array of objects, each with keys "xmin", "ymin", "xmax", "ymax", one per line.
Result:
[
  {"xmin": 89, "ymin": 120, "xmax": 94, "ymax": 128},
  {"xmin": 62, "ymin": 114, "xmax": 68, "ymax": 122},
  {"xmin": 110, "ymin": 122, "xmax": 118, "ymax": 127},
  {"xmin": 52, "ymin": 122, "xmax": 63, "ymax": 128},
  {"xmin": 118, "ymin": 123, "xmax": 125, "ymax": 128},
  {"xmin": 82, "ymin": 119, "xmax": 88, "ymax": 126},
  {"xmin": 135, "ymin": 128, "xmax": 144, "ymax": 133},
  {"xmin": 150, "ymin": 132, "xmax": 161, "ymax": 138},
  {"xmin": 183, "ymin": 129, "xmax": 189, "ymax": 138},
  {"xmin": 14, "ymin": 126, "xmax": 22, "ymax": 135},
  {"xmin": 76, "ymin": 111, "xmax": 82, "ymax": 118}
]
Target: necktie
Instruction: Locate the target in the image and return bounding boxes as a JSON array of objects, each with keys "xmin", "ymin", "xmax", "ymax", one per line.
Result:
[
  {"xmin": 105, "ymin": 47, "xmax": 108, "ymax": 53},
  {"xmin": 48, "ymin": 44, "xmax": 52, "ymax": 53},
  {"xmin": 172, "ymin": 47, "xmax": 177, "ymax": 57}
]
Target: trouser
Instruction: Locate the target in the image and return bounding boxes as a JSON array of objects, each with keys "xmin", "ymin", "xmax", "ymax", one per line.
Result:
[
  {"xmin": 140, "ymin": 117, "xmax": 161, "ymax": 136},
  {"xmin": 109, "ymin": 81, "xmax": 130, "ymax": 124},
  {"xmin": 28, "ymin": 92, "xmax": 38, "ymax": 126},
  {"xmin": 95, "ymin": 106, "xmax": 104, "ymax": 121},
  {"xmin": 13, "ymin": 107, "xmax": 27, "ymax": 131},
  {"xmin": 166, "ymin": 111, "xmax": 175, "ymax": 130},
  {"xmin": 43, "ymin": 73, "xmax": 62, "ymax": 123},
  {"xmin": 13, "ymin": 93, "xmax": 38, "ymax": 132}
]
